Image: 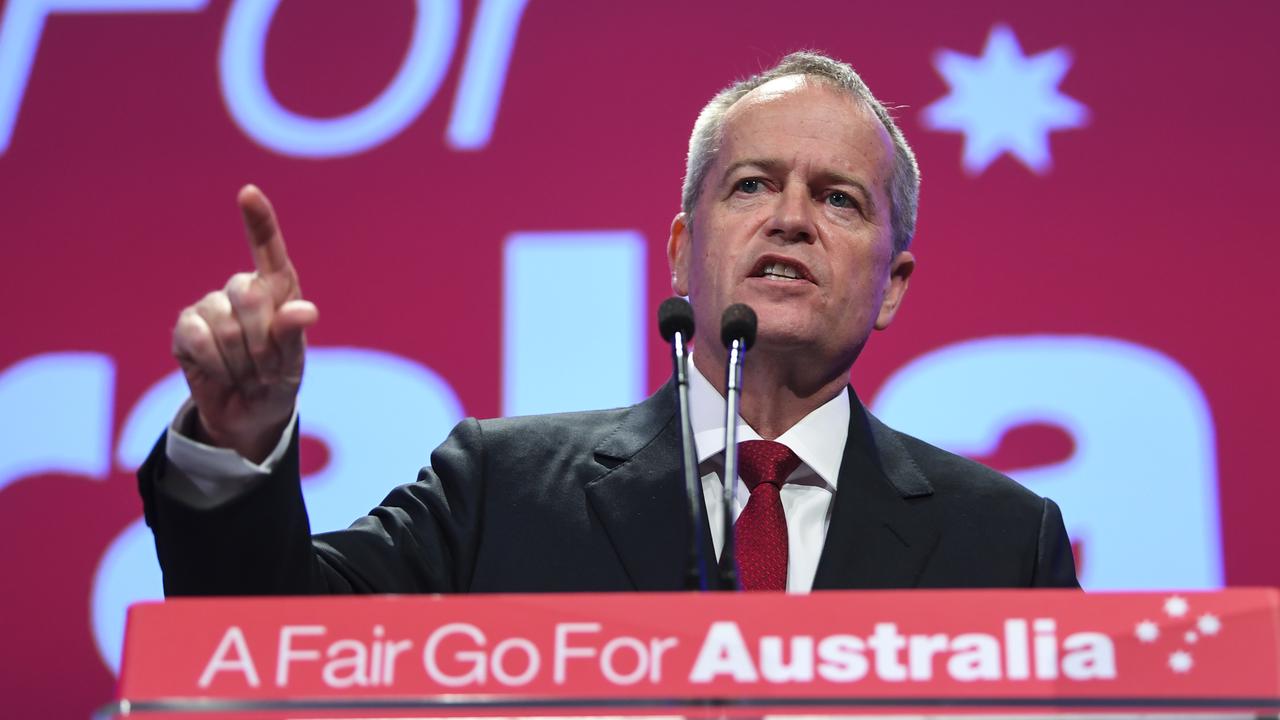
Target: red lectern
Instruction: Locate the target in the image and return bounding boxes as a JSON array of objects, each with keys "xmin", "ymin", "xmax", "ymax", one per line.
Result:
[{"xmin": 103, "ymin": 589, "xmax": 1280, "ymax": 718}]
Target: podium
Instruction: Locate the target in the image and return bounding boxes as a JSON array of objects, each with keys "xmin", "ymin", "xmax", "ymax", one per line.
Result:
[{"xmin": 103, "ymin": 589, "xmax": 1280, "ymax": 718}]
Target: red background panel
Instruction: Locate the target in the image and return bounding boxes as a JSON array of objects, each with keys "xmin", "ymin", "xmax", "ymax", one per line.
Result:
[{"xmin": 0, "ymin": 1, "xmax": 1277, "ymax": 715}]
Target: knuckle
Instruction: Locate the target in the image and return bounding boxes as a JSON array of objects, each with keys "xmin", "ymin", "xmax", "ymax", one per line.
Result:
[
  {"xmin": 224, "ymin": 272, "xmax": 254, "ymax": 301},
  {"xmin": 174, "ymin": 306, "xmax": 199, "ymax": 331},
  {"xmin": 187, "ymin": 330, "xmax": 217, "ymax": 360},
  {"xmin": 199, "ymin": 295, "xmax": 236, "ymax": 326},
  {"xmin": 215, "ymin": 322, "xmax": 243, "ymax": 348},
  {"xmin": 172, "ymin": 315, "xmax": 214, "ymax": 359},
  {"xmin": 173, "ymin": 311, "xmax": 206, "ymax": 344},
  {"xmin": 229, "ymin": 279, "xmax": 269, "ymax": 313},
  {"xmin": 196, "ymin": 290, "xmax": 229, "ymax": 314}
]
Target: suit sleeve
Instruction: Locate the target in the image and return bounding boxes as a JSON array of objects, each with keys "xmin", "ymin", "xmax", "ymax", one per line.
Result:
[
  {"xmin": 1032, "ymin": 497, "xmax": 1081, "ymax": 588},
  {"xmin": 136, "ymin": 417, "xmax": 487, "ymax": 596}
]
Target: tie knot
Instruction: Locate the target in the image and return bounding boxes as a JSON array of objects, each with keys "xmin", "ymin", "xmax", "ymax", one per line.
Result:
[{"xmin": 737, "ymin": 440, "xmax": 802, "ymax": 492}]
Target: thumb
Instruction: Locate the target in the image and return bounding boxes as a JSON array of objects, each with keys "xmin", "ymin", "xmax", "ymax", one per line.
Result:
[{"xmin": 271, "ymin": 299, "xmax": 319, "ymax": 376}]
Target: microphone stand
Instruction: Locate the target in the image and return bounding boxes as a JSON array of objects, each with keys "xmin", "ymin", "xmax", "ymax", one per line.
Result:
[
  {"xmin": 658, "ymin": 297, "xmax": 709, "ymax": 591},
  {"xmin": 719, "ymin": 335, "xmax": 746, "ymax": 591},
  {"xmin": 672, "ymin": 330, "xmax": 709, "ymax": 591},
  {"xmin": 717, "ymin": 303, "xmax": 757, "ymax": 591}
]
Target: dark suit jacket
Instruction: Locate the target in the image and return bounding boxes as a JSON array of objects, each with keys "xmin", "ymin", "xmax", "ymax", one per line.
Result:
[{"xmin": 138, "ymin": 383, "xmax": 1079, "ymax": 596}]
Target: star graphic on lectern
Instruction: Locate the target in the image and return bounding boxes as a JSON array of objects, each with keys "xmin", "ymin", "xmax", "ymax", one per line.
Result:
[
  {"xmin": 1135, "ymin": 620, "xmax": 1160, "ymax": 643},
  {"xmin": 1197, "ymin": 613, "xmax": 1222, "ymax": 636},
  {"xmin": 922, "ymin": 24, "xmax": 1089, "ymax": 174},
  {"xmin": 1164, "ymin": 595, "xmax": 1189, "ymax": 618}
]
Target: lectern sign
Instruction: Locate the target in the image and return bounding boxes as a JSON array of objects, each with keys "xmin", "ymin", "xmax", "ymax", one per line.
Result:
[{"xmin": 116, "ymin": 590, "xmax": 1280, "ymax": 715}]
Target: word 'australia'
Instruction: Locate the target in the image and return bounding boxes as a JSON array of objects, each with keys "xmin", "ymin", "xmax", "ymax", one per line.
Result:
[{"xmin": 690, "ymin": 619, "xmax": 1115, "ymax": 683}]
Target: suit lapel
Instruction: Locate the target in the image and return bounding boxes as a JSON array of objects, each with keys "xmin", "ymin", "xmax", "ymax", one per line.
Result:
[
  {"xmin": 584, "ymin": 382, "xmax": 707, "ymax": 591},
  {"xmin": 813, "ymin": 390, "xmax": 941, "ymax": 589}
]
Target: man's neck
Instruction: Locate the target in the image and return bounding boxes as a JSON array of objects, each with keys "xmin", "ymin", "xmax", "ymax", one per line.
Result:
[{"xmin": 691, "ymin": 345, "xmax": 852, "ymax": 440}]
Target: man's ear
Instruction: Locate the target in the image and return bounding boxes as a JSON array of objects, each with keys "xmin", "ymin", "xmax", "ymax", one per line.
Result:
[
  {"xmin": 668, "ymin": 212, "xmax": 692, "ymax": 296},
  {"xmin": 874, "ymin": 250, "xmax": 914, "ymax": 330}
]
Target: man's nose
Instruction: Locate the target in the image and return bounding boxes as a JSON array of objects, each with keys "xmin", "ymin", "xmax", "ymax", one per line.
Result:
[{"xmin": 765, "ymin": 184, "xmax": 816, "ymax": 243}]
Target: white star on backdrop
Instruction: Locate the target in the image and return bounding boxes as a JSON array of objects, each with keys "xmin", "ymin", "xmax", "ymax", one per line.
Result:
[
  {"xmin": 922, "ymin": 24, "xmax": 1089, "ymax": 174},
  {"xmin": 1135, "ymin": 620, "xmax": 1159, "ymax": 643},
  {"xmin": 1168, "ymin": 650, "xmax": 1194, "ymax": 673}
]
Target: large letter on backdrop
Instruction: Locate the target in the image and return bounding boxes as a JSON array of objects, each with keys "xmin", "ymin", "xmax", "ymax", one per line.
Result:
[
  {"xmin": 502, "ymin": 230, "xmax": 646, "ymax": 416},
  {"xmin": 218, "ymin": 0, "xmax": 459, "ymax": 157},
  {"xmin": 0, "ymin": 0, "xmax": 209, "ymax": 154},
  {"xmin": 871, "ymin": 335, "xmax": 1222, "ymax": 590},
  {"xmin": 92, "ymin": 347, "xmax": 464, "ymax": 672},
  {"xmin": 0, "ymin": 351, "xmax": 115, "ymax": 488},
  {"xmin": 446, "ymin": 0, "xmax": 531, "ymax": 149}
]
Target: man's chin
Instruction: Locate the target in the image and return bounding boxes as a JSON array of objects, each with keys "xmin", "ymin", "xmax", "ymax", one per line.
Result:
[
  {"xmin": 752, "ymin": 315, "xmax": 866, "ymax": 360},
  {"xmin": 752, "ymin": 321, "xmax": 822, "ymax": 351}
]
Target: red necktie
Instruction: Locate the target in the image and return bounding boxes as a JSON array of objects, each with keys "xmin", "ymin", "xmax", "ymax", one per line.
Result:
[{"xmin": 733, "ymin": 440, "xmax": 802, "ymax": 591}]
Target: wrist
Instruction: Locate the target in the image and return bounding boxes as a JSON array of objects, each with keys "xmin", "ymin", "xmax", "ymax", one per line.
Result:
[{"xmin": 195, "ymin": 411, "xmax": 289, "ymax": 465}]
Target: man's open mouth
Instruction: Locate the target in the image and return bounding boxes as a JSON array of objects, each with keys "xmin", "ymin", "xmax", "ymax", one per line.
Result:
[{"xmin": 750, "ymin": 256, "xmax": 814, "ymax": 283}]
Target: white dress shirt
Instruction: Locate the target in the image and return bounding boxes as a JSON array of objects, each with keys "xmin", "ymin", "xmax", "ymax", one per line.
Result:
[
  {"xmin": 164, "ymin": 367, "xmax": 852, "ymax": 591},
  {"xmin": 162, "ymin": 400, "xmax": 296, "ymax": 508},
  {"xmin": 687, "ymin": 364, "xmax": 848, "ymax": 593}
]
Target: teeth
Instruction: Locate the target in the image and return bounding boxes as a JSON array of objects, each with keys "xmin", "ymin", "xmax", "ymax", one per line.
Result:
[{"xmin": 762, "ymin": 261, "xmax": 801, "ymax": 279}]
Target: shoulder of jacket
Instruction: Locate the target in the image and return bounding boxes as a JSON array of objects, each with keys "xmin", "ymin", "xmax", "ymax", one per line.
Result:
[{"xmin": 881, "ymin": 421, "xmax": 1046, "ymax": 510}]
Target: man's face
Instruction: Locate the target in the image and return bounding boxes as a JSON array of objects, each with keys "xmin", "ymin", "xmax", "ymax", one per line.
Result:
[{"xmin": 669, "ymin": 76, "xmax": 914, "ymax": 373}]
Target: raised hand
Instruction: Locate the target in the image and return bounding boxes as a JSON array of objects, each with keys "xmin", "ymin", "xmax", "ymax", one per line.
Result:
[{"xmin": 171, "ymin": 185, "xmax": 319, "ymax": 462}]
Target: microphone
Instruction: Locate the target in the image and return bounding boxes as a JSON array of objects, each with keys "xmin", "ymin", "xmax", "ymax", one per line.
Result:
[
  {"xmin": 657, "ymin": 297, "xmax": 710, "ymax": 591},
  {"xmin": 718, "ymin": 303, "xmax": 757, "ymax": 591}
]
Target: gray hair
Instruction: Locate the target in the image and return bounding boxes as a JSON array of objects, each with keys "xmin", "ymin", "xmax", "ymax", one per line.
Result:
[{"xmin": 681, "ymin": 51, "xmax": 920, "ymax": 254}]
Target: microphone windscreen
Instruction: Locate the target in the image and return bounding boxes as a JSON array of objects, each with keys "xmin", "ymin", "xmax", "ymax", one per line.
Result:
[
  {"xmin": 720, "ymin": 303, "xmax": 758, "ymax": 350},
  {"xmin": 657, "ymin": 297, "xmax": 696, "ymax": 342}
]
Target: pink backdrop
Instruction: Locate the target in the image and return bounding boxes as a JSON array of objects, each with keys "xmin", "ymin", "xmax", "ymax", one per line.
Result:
[{"xmin": 1, "ymin": 0, "xmax": 1277, "ymax": 715}]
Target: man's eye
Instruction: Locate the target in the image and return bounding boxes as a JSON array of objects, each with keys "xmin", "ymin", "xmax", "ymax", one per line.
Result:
[
  {"xmin": 827, "ymin": 191, "xmax": 857, "ymax": 209},
  {"xmin": 735, "ymin": 178, "xmax": 763, "ymax": 194}
]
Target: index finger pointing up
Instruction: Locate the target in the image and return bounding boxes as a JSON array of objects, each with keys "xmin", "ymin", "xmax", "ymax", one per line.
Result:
[{"xmin": 238, "ymin": 184, "xmax": 294, "ymax": 277}]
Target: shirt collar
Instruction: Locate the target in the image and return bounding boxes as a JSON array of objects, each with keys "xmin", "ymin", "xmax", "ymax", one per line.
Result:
[{"xmin": 688, "ymin": 357, "xmax": 849, "ymax": 489}]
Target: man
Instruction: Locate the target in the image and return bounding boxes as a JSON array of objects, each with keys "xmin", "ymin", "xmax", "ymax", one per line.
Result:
[{"xmin": 139, "ymin": 51, "xmax": 1078, "ymax": 595}]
